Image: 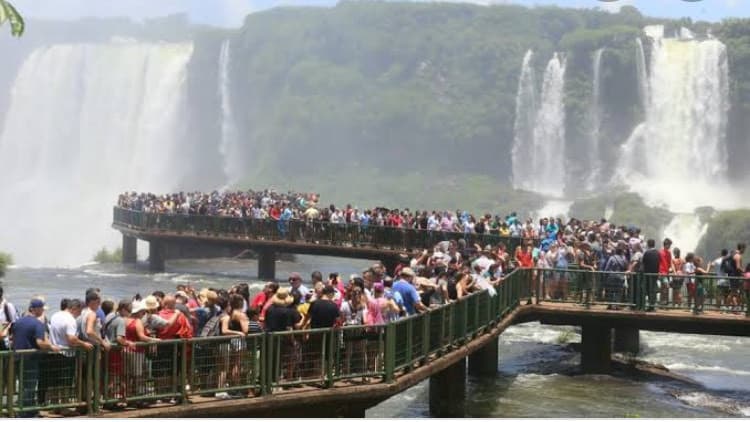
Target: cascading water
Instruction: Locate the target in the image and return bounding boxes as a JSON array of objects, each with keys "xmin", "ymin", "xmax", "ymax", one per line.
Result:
[
  {"xmin": 218, "ymin": 39, "xmax": 241, "ymax": 189},
  {"xmin": 0, "ymin": 42, "xmax": 194, "ymax": 267},
  {"xmin": 585, "ymin": 48, "xmax": 604, "ymax": 190},
  {"xmin": 511, "ymin": 50, "xmax": 537, "ymax": 191},
  {"xmin": 635, "ymin": 38, "xmax": 648, "ymax": 111},
  {"xmin": 618, "ymin": 25, "xmax": 732, "ymax": 212},
  {"xmin": 663, "ymin": 214, "xmax": 709, "ymax": 254},
  {"xmin": 513, "ymin": 52, "xmax": 566, "ymax": 197}
]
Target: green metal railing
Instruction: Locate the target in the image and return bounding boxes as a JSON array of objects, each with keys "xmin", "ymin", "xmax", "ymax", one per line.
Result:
[
  {"xmin": 0, "ymin": 270, "xmax": 531, "ymax": 416},
  {"xmin": 112, "ymin": 207, "xmax": 534, "ymax": 253},
  {"xmin": 534, "ymin": 267, "xmax": 750, "ymax": 315}
]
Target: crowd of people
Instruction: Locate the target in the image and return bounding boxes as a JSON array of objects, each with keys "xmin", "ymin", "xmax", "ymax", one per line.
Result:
[{"xmin": 0, "ymin": 191, "xmax": 748, "ymax": 414}]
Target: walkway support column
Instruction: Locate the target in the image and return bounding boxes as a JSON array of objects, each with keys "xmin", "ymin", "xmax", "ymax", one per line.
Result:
[
  {"xmin": 468, "ymin": 339, "xmax": 498, "ymax": 376},
  {"xmin": 122, "ymin": 235, "xmax": 137, "ymax": 264},
  {"xmin": 429, "ymin": 357, "xmax": 466, "ymax": 417},
  {"xmin": 613, "ymin": 327, "xmax": 640, "ymax": 355},
  {"xmin": 257, "ymin": 249, "xmax": 276, "ymax": 280},
  {"xmin": 581, "ymin": 324, "xmax": 611, "ymax": 374},
  {"xmin": 148, "ymin": 240, "xmax": 165, "ymax": 272}
]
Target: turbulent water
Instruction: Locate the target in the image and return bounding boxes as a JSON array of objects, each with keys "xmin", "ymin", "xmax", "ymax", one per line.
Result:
[
  {"xmin": 619, "ymin": 25, "xmax": 732, "ymax": 212},
  {"xmin": 514, "ymin": 52, "xmax": 566, "ymax": 197},
  {"xmin": 511, "ymin": 50, "xmax": 537, "ymax": 192},
  {"xmin": 2, "ymin": 257, "xmax": 748, "ymax": 418},
  {"xmin": 0, "ymin": 42, "xmax": 194, "ymax": 267},
  {"xmin": 218, "ymin": 39, "xmax": 242, "ymax": 188}
]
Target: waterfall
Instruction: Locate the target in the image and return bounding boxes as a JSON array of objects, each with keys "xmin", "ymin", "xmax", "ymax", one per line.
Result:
[
  {"xmin": 0, "ymin": 42, "xmax": 194, "ymax": 267},
  {"xmin": 218, "ymin": 39, "xmax": 241, "ymax": 189},
  {"xmin": 635, "ymin": 38, "xmax": 648, "ymax": 111},
  {"xmin": 618, "ymin": 25, "xmax": 732, "ymax": 212},
  {"xmin": 529, "ymin": 53, "xmax": 566, "ymax": 197},
  {"xmin": 663, "ymin": 214, "xmax": 709, "ymax": 254},
  {"xmin": 586, "ymin": 48, "xmax": 604, "ymax": 190},
  {"xmin": 511, "ymin": 50, "xmax": 537, "ymax": 191}
]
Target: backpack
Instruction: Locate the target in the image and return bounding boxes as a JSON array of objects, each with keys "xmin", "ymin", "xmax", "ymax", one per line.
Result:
[
  {"xmin": 721, "ymin": 255, "xmax": 737, "ymax": 276},
  {"xmin": 199, "ymin": 312, "xmax": 223, "ymax": 337}
]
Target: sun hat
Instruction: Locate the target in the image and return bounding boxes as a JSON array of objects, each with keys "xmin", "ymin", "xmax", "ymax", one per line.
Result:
[
  {"xmin": 143, "ymin": 295, "xmax": 159, "ymax": 311},
  {"xmin": 272, "ymin": 288, "xmax": 293, "ymax": 306}
]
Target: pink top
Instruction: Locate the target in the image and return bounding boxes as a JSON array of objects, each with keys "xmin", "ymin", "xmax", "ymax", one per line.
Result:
[{"xmin": 365, "ymin": 297, "xmax": 386, "ymax": 325}]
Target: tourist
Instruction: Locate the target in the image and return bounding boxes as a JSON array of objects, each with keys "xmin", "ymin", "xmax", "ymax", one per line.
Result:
[
  {"xmin": 0, "ymin": 286, "xmax": 18, "ymax": 351},
  {"xmin": 658, "ymin": 238, "xmax": 675, "ymax": 305},
  {"xmin": 78, "ymin": 290, "xmax": 110, "ymax": 350},
  {"xmin": 11, "ymin": 299, "xmax": 59, "ymax": 417},
  {"xmin": 641, "ymin": 239, "xmax": 660, "ymax": 311},
  {"xmin": 392, "ymin": 267, "xmax": 427, "ymax": 315}
]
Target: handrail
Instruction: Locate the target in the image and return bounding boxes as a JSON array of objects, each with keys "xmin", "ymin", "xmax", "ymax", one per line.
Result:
[
  {"xmin": 1, "ymin": 266, "xmax": 747, "ymax": 415},
  {"xmin": 112, "ymin": 206, "xmax": 536, "ymax": 253},
  {"xmin": 0, "ymin": 269, "xmax": 531, "ymax": 416}
]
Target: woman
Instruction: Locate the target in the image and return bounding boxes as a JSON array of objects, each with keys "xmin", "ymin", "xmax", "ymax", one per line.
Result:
[
  {"xmin": 340, "ymin": 287, "xmax": 366, "ymax": 378},
  {"xmin": 693, "ymin": 256, "xmax": 709, "ymax": 315},
  {"xmin": 683, "ymin": 252, "xmax": 696, "ymax": 310},
  {"xmin": 603, "ymin": 246, "xmax": 629, "ymax": 310},
  {"xmin": 217, "ymin": 294, "xmax": 248, "ymax": 399},
  {"xmin": 671, "ymin": 248, "xmax": 686, "ymax": 307},
  {"xmin": 363, "ymin": 283, "xmax": 397, "ymax": 376},
  {"xmin": 124, "ymin": 301, "xmax": 160, "ymax": 402}
]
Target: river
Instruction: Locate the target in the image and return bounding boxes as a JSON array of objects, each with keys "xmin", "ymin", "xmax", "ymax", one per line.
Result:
[{"xmin": 1, "ymin": 256, "xmax": 748, "ymax": 418}]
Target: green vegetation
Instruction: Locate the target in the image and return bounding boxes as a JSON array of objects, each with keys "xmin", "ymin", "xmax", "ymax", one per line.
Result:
[
  {"xmin": 93, "ymin": 247, "xmax": 122, "ymax": 264},
  {"xmin": 570, "ymin": 192, "xmax": 673, "ymax": 240},
  {"xmin": 695, "ymin": 210, "xmax": 750, "ymax": 259},
  {"xmin": 0, "ymin": 251, "xmax": 12, "ymax": 278},
  {"xmin": 0, "ymin": 0, "xmax": 23, "ymax": 37}
]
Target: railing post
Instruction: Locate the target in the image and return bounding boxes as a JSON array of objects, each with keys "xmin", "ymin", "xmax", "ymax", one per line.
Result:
[
  {"xmin": 86, "ymin": 349, "xmax": 93, "ymax": 416},
  {"xmin": 384, "ymin": 324, "xmax": 396, "ymax": 383},
  {"xmin": 421, "ymin": 312, "xmax": 430, "ymax": 365},
  {"xmin": 405, "ymin": 319, "xmax": 413, "ymax": 369},
  {"xmin": 181, "ymin": 340, "xmax": 188, "ymax": 404},
  {"xmin": 93, "ymin": 347, "xmax": 101, "ymax": 414},
  {"xmin": 325, "ymin": 329, "xmax": 335, "ymax": 388},
  {"xmin": 7, "ymin": 352, "xmax": 14, "ymax": 418}
]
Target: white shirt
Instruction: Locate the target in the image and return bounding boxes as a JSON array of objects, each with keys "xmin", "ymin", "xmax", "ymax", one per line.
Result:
[{"xmin": 49, "ymin": 311, "xmax": 77, "ymax": 348}]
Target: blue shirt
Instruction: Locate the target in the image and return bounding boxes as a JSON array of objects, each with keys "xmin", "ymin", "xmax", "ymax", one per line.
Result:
[
  {"xmin": 392, "ymin": 280, "xmax": 420, "ymax": 315},
  {"xmin": 11, "ymin": 316, "xmax": 45, "ymax": 350}
]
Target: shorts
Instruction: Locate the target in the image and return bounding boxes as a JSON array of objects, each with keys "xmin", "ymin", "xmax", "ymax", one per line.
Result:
[
  {"xmin": 670, "ymin": 278, "xmax": 684, "ymax": 289},
  {"xmin": 730, "ymin": 279, "xmax": 742, "ymax": 290},
  {"xmin": 658, "ymin": 277, "xmax": 671, "ymax": 288},
  {"xmin": 744, "ymin": 280, "xmax": 750, "ymax": 291}
]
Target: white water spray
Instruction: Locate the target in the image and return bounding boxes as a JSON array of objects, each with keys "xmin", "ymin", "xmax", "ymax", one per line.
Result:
[
  {"xmin": 586, "ymin": 48, "xmax": 604, "ymax": 190},
  {"xmin": 511, "ymin": 50, "xmax": 537, "ymax": 191},
  {"xmin": 513, "ymin": 52, "xmax": 566, "ymax": 197},
  {"xmin": 618, "ymin": 25, "xmax": 732, "ymax": 212},
  {"xmin": 0, "ymin": 42, "xmax": 194, "ymax": 267},
  {"xmin": 218, "ymin": 39, "xmax": 242, "ymax": 189}
]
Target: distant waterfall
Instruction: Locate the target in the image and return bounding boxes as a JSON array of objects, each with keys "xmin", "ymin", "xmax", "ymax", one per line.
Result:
[
  {"xmin": 586, "ymin": 48, "xmax": 604, "ymax": 190},
  {"xmin": 618, "ymin": 25, "xmax": 731, "ymax": 211},
  {"xmin": 663, "ymin": 214, "xmax": 709, "ymax": 254},
  {"xmin": 0, "ymin": 42, "xmax": 194, "ymax": 266},
  {"xmin": 635, "ymin": 38, "xmax": 648, "ymax": 112},
  {"xmin": 218, "ymin": 39, "xmax": 241, "ymax": 188},
  {"xmin": 530, "ymin": 53, "xmax": 566, "ymax": 197},
  {"xmin": 511, "ymin": 50, "xmax": 537, "ymax": 191}
]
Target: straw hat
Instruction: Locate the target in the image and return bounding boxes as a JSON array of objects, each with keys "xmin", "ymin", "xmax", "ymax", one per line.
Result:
[
  {"xmin": 131, "ymin": 301, "xmax": 146, "ymax": 314},
  {"xmin": 143, "ymin": 295, "xmax": 159, "ymax": 311},
  {"xmin": 271, "ymin": 287, "xmax": 293, "ymax": 306}
]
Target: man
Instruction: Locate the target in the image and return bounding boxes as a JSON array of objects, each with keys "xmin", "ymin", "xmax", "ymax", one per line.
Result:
[
  {"xmin": 48, "ymin": 298, "xmax": 93, "ymax": 413},
  {"xmin": 0, "ymin": 286, "xmax": 18, "ymax": 351},
  {"xmin": 710, "ymin": 249, "xmax": 730, "ymax": 310},
  {"xmin": 11, "ymin": 299, "xmax": 59, "ymax": 417},
  {"xmin": 641, "ymin": 239, "xmax": 660, "ymax": 311},
  {"xmin": 288, "ymin": 273, "xmax": 310, "ymax": 304},
  {"xmin": 657, "ymin": 238, "xmax": 675, "ymax": 306},
  {"xmin": 391, "ymin": 267, "xmax": 427, "ymax": 315},
  {"xmin": 78, "ymin": 291, "xmax": 110, "ymax": 350},
  {"xmin": 155, "ymin": 295, "xmax": 192, "ymax": 400}
]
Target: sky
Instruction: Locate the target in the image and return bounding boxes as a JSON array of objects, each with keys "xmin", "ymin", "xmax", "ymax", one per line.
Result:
[{"xmin": 13, "ymin": 0, "xmax": 750, "ymax": 28}]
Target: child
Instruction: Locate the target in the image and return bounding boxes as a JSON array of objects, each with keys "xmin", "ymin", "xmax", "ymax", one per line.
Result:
[{"xmin": 693, "ymin": 256, "xmax": 709, "ymax": 315}]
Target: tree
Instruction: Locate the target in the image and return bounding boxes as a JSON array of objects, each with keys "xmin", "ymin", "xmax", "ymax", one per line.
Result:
[{"xmin": 0, "ymin": 0, "xmax": 24, "ymax": 37}]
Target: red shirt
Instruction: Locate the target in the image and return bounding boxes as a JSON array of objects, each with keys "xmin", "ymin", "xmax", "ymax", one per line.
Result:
[
  {"xmin": 658, "ymin": 249, "xmax": 672, "ymax": 275},
  {"xmin": 517, "ymin": 250, "xmax": 533, "ymax": 268},
  {"xmin": 157, "ymin": 309, "xmax": 193, "ymax": 339},
  {"xmin": 250, "ymin": 292, "xmax": 267, "ymax": 311}
]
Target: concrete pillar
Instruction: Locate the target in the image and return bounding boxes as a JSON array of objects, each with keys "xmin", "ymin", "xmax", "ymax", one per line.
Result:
[
  {"xmin": 122, "ymin": 235, "xmax": 137, "ymax": 264},
  {"xmin": 468, "ymin": 339, "xmax": 498, "ymax": 376},
  {"xmin": 257, "ymin": 249, "xmax": 276, "ymax": 280},
  {"xmin": 429, "ymin": 357, "xmax": 466, "ymax": 417},
  {"xmin": 148, "ymin": 241, "xmax": 165, "ymax": 272},
  {"xmin": 613, "ymin": 327, "xmax": 640, "ymax": 355},
  {"xmin": 581, "ymin": 325, "xmax": 611, "ymax": 374}
]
